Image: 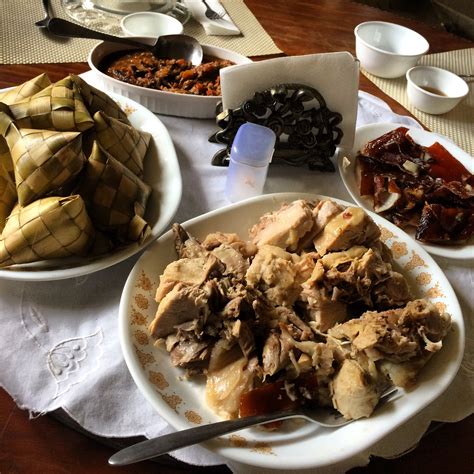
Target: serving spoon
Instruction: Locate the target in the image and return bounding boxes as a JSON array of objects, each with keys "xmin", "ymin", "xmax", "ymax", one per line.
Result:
[
  {"xmin": 109, "ymin": 387, "xmax": 399, "ymax": 466},
  {"xmin": 35, "ymin": 0, "xmax": 52, "ymax": 28},
  {"xmin": 41, "ymin": 17, "xmax": 203, "ymax": 65}
]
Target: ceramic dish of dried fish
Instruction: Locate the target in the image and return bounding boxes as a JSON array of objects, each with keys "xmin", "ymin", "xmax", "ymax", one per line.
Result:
[
  {"xmin": 0, "ymin": 74, "xmax": 181, "ymax": 281},
  {"xmin": 338, "ymin": 123, "xmax": 473, "ymax": 260},
  {"xmin": 87, "ymin": 40, "xmax": 252, "ymax": 118},
  {"xmin": 118, "ymin": 192, "xmax": 463, "ymax": 470}
]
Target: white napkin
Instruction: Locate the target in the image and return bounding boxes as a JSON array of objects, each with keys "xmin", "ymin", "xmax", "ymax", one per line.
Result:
[
  {"xmin": 357, "ymin": 90, "xmax": 421, "ymax": 128},
  {"xmin": 183, "ymin": 0, "xmax": 241, "ymax": 35},
  {"xmin": 220, "ymin": 52, "xmax": 360, "ymax": 151},
  {"xmin": 1, "ymin": 71, "xmax": 472, "ymax": 473}
]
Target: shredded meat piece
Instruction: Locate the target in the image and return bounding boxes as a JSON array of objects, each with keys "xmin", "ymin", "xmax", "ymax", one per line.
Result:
[
  {"xmin": 304, "ymin": 244, "xmax": 409, "ymax": 309},
  {"xmin": 212, "ymin": 244, "xmax": 249, "ymax": 278},
  {"xmin": 331, "ymin": 359, "xmax": 380, "ymax": 420},
  {"xmin": 249, "ymin": 200, "xmax": 316, "ymax": 251},
  {"xmin": 150, "ymin": 282, "xmax": 214, "ymax": 338},
  {"xmin": 155, "ymin": 254, "xmax": 223, "ymax": 302},
  {"xmin": 262, "ymin": 332, "xmax": 285, "ymax": 377},
  {"xmin": 245, "ymin": 245, "xmax": 304, "ymax": 307},
  {"xmin": 328, "ymin": 299, "xmax": 451, "ymax": 363},
  {"xmin": 313, "ymin": 207, "xmax": 380, "ymax": 255},
  {"xmin": 169, "ymin": 339, "xmax": 212, "ymax": 369},
  {"xmin": 300, "ymin": 285, "xmax": 348, "ymax": 332},
  {"xmin": 297, "ymin": 200, "xmax": 344, "ymax": 251},
  {"xmin": 172, "ymin": 223, "xmax": 209, "ymax": 259}
]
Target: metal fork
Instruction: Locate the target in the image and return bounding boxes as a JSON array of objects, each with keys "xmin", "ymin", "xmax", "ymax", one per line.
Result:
[
  {"xmin": 109, "ymin": 387, "xmax": 399, "ymax": 466},
  {"xmin": 202, "ymin": 0, "xmax": 225, "ymax": 20},
  {"xmin": 35, "ymin": 0, "xmax": 52, "ymax": 28}
]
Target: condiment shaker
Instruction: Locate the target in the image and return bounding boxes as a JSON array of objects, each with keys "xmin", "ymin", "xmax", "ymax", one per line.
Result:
[{"xmin": 225, "ymin": 122, "xmax": 276, "ymax": 203}]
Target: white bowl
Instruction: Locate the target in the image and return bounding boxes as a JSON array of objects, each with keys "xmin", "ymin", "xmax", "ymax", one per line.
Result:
[
  {"xmin": 88, "ymin": 39, "xmax": 252, "ymax": 118},
  {"xmin": 354, "ymin": 21, "xmax": 429, "ymax": 78},
  {"xmin": 406, "ymin": 66, "xmax": 469, "ymax": 114},
  {"xmin": 120, "ymin": 11, "xmax": 183, "ymax": 37}
]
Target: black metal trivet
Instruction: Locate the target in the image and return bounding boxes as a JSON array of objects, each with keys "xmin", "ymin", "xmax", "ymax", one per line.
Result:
[{"xmin": 209, "ymin": 83, "xmax": 343, "ymax": 171}]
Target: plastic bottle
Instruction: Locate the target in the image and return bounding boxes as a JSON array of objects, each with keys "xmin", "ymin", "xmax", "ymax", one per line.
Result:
[{"xmin": 225, "ymin": 122, "xmax": 276, "ymax": 203}]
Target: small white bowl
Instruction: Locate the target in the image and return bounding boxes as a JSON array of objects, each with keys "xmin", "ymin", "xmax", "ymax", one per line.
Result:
[
  {"xmin": 87, "ymin": 39, "xmax": 252, "ymax": 118},
  {"xmin": 354, "ymin": 21, "xmax": 429, "ymax": 78},
  {"xmin": 121, "ymin": 11, "xmax": 183, "ymax": 38},
  {"xmin": 406, "ymin": 66, "xmax": 469, "ymax": 114}
]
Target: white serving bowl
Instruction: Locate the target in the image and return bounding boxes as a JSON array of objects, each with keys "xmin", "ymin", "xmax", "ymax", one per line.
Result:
[
  {"xmin": 406, "ymin": 65, "xmax": 469, "ymax": 114},
  {"xmin": 88, "ymin": 39, "xmax": 252, "ymax": 118},
  {"xmin": 120, "ymin": 11, "xmax": 183, "ymax": 37},
  {"xmin": 354, "ymin": 21, "xmax": 429, "ymax": 78}
]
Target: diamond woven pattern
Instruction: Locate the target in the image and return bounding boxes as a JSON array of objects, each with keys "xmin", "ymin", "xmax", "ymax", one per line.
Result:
[
  {"xmin": 9, "ymin": 77, "xmax": 94, "ymax": 132},
  {"xmin": 93, "ymin": 111, "xmax": 151, "ymax": 176},
  {"xmin": 71, "ymin": 75, "xmax": 131, "ymax": 124},
  {"xmin": 0, "ymin": 109, "xmax": 86, "ymax": 207},
  {"xmin": 0, "ymin": 74, "xmax": 52, "ymax": 106},
  {"xmin": 0, "ymin": 141, "xmax": 16, "ymax": 233},
  {"xmin": 80, "ymin": 142, "xmax": 151, "ymax": 241},
  {"xmin": 0, "ymin": 195, "xmax": 95, "ymax": 267}
]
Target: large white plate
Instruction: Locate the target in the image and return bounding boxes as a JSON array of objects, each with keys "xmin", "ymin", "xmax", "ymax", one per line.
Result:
[
  {"xmin": 119, "ymin": 192, "xmax": 464, "ymax": 470},
  {"xmin": 0, "ymin": 92, "xmax": 182, "ymax": 281},
  {"xmin": 338, "ymin": 122, "xmax": 474, "ymax": 260}
]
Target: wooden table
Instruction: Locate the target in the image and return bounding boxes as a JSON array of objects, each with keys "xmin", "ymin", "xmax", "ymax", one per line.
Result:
[{"xmin": 0, "ymin": 1, "xmax": 473, "ymax": 472}]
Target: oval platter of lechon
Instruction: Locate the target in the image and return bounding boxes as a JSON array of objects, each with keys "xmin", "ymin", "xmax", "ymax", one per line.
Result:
[
  {"xmin": 0, "ymin": 74, "xmax": 181, "ymax": 281},
  {"xmin": 119, "ymin": 192, "xmax": 464, "ymax": 470},
  {"xmin": 338, "ymin": 123, "xmax": 474, "ymax": 260}
]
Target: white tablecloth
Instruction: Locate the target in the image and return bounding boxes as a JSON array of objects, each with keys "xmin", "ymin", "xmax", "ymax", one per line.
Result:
[{"xmin": 0, "ymin": 82, "xmax": 472, "ymax": 473}]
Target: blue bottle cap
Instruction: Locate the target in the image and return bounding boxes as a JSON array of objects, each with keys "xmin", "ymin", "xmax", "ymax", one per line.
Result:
[{"xmin": 230, "ymin": 122, "xmax": 276, "ymax": 167}]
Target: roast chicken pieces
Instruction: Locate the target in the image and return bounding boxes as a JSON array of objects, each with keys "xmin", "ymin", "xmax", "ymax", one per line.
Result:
[{"xmin": 149, "ymin": 200, "xmax": 451, "ymax": 421}]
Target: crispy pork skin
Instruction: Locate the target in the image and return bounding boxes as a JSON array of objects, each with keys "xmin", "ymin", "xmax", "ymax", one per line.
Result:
[
  {"xmin": 416, "ymin": 203, "xmax": 474, "ymax": 243},
  {"xmin": 355, "ymin": 127, "xmax": 474, "ymax": 245}
]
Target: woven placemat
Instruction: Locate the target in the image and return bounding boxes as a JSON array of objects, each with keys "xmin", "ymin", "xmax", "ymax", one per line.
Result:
[
  {"xmin": 0, "ymin": 0, "xmax": 281, "ymax": 65},
  {"xmin": 362, "ymin": 48, "xmax": 474, "ymax": 156}
]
